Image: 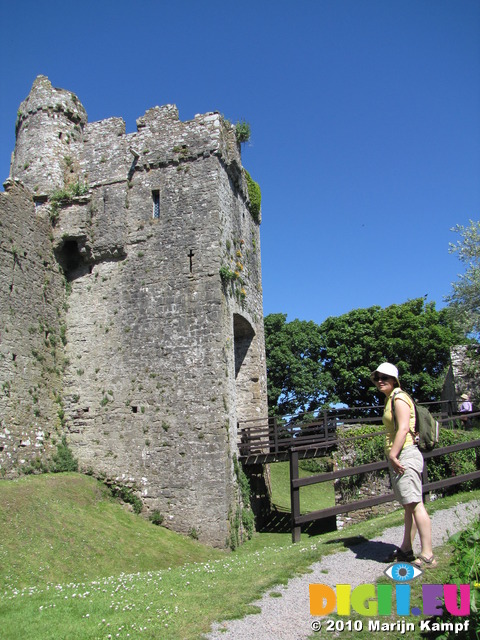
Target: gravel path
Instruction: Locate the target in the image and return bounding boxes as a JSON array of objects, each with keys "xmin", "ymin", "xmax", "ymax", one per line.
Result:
[{"xmin": 206, "ymin": 500, "xmax": 479, "ymax": 640}]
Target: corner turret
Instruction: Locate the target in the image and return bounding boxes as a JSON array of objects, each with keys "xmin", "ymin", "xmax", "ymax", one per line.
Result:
[{"xmin": 10, "ymin": 75, "xmax": 87, "ymax": 195}]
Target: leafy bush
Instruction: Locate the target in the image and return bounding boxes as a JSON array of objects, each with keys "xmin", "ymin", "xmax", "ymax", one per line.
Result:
[
  {"xmin": 349, "ymin": 425, "xmax": 385, "ymax": 466},
  {"xmin": 336, "ymin": 425, "xmax": 387, "ymax": 502},
  {"xmin": 219, "ymin": 265, "xmax": 238, "ymax": 282},
  {"xmin": 50, "ymin": 181, "xmax": 89, "ymax": 207},
  {"xmin": 427, "ymin": 428, "xmax": 480, "ymax": 493},
  {"xmin": 49, "ymin": 181, "xmax": 89, "ymax": 224},
  {"xmin": 299, "ymin": 457, "xmax": 333, "ymax": 474},
  {"xmin": 110, "ymin": 484, "xmax": 143, "ymax": 514},
  {"xmin": 423, "ymin": 516, "xmax": 480, "ymax": 638},
  {"xmin": 235, "ymin": 119, "xmax": 251, "ymax": 144},
  {"xmin": 22, "ymin": 457, "xmax": 49, "ymax": 475},
  {"xmin": 149, "ymin": 510, "xmax": 164, "ymax": 526},
  {"xmin": 50, "ymin": 436, "xmax": 78, "ymax": 473}
]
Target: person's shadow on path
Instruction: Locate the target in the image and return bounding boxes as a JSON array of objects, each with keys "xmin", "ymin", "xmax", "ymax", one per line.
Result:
[{"xmin": 326, "ymin": 535, "xmax": 397, "ymax": 562}]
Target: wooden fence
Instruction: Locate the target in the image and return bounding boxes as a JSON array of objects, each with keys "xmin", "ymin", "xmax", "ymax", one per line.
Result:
[
  {"xmin": 238, "ymin": 400, "xmax": 455, "ymax": 465},
  {"xmin": 289, "ymin": 411, "xmax": 480, "ymax": 542}
]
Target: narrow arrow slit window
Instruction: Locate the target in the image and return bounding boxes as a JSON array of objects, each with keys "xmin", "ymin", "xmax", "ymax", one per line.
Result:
[{"xmin": 152, "ymin": 190, "xmax": 160, "ymax": 219}]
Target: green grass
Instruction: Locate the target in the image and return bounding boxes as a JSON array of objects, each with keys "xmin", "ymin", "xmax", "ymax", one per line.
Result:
[
  {"xmin": 0, "ymin": 473, "xmax": 222, "ymax": 590},
  {"xmin": 268, "ymin": 460, "xmax": 335, "ymax": 513},
  {"xmin": 0, "ymin": 473, "xmax": 478, "ymax": 640}
]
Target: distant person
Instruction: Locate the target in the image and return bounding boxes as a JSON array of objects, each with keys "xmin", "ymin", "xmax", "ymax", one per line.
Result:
[
  {"xmin": 459, "ymin": 393, "xmax": 473, "ymax": 428},
  {"xmin": 371, "ymin": 363, "xmax": 436, "ymax": 568}
]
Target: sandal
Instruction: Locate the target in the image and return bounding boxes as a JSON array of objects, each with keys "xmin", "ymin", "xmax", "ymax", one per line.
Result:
[
  {"xmin": 383, "ymin": 547, "xmax": 415, "ymax": 563},
  {"xmin": 413, "ymin": 554, "xmax": 437, "ymax": 568}
]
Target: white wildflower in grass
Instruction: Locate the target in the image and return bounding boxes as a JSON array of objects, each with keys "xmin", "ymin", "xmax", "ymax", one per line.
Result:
[{"xmin": 0, "ymin": 520, "xmax": 343, "ymax": 640}]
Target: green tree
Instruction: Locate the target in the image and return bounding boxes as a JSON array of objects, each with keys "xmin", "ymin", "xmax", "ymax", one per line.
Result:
[
  {"xmin": 264, "ymin": 299, "xmax": 464, "ymax": 416},
  {"xmin": 264, "ymin": 313, "xmax": 330, "ymax": 417},
  {"xmin": 320, "ymin": 298, "xmax": 464, "ymax": 407},
  {"xmin": 445, "ymin": 219, "xmax": 480, "ymax": 337}
]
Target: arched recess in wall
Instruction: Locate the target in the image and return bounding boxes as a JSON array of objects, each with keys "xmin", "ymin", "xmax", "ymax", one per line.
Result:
[
  {"xmin": 54, "ymin": 237, "xmax": 92, "ymax": 281},
  {"xmin": 233, "ymin": 314, "xmax": 260, "ymax": 423}
]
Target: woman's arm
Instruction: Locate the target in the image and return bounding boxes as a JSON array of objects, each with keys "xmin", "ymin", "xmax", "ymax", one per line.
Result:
[{"xmin": 389, "ymin": 398, "xmax": 411, "ymax": 474}]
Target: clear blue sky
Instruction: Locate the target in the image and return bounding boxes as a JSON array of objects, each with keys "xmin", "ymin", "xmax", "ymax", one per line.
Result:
[{"xmin": 1, "ymin": 0, "xmax": 479, "ymax": 325}]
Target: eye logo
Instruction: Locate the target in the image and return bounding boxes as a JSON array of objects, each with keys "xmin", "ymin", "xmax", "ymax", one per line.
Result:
[{"xmin": 384, "ymin": 562, "xmax": 423, "ymax": 582}]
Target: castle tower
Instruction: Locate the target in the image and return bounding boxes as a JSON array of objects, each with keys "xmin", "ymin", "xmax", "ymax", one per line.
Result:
[
  {"xmin": 0, "ymin": 76, "xmax": 268, "ymax": 548},
  {"xmin": 10, "ymin": 75, "xmax": 87, "ymax": 195}
]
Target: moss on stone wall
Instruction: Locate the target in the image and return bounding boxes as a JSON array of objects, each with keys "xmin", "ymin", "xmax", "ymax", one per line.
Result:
[{"xmin": 229, "ymin": 456, "xmax": 255, "ymax": 549}]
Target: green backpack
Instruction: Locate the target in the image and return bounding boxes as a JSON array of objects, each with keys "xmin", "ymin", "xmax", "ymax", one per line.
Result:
[{"xmin": 391, "ymin": 390, "xmax": 440, "ymax": 452}]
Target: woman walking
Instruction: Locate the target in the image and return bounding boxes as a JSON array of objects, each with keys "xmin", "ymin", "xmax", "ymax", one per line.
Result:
[{"xmin": 371, "ymin": 362, "xmax": 437, "ymax": 568}]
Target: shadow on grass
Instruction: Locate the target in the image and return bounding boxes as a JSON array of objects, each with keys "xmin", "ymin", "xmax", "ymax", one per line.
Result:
[{"xmin": 258, "ymin": 508, "xmax": 398, "ymax": 560}]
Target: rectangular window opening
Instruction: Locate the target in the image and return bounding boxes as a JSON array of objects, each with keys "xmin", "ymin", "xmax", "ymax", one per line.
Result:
[{"xmin": 152, "ymin": 190, "xmax": 160, "ymax": 219}]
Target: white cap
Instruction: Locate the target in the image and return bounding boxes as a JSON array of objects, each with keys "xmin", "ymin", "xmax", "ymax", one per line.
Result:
[{"xmin": 371, "ymin": 362, "xmax": 399, "ymax": 382}]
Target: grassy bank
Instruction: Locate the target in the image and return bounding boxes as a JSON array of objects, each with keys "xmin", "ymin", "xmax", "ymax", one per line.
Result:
[
  {"xmin": 0, "ymin": 473, "xmax": 222, "ymax": 591},
  {"xmin": 0, "ymin": 473, "xmax": 478, "ymax": 640}
]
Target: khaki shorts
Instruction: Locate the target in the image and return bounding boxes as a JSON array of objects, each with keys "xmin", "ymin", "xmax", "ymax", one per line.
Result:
[{"xmin": 388, "ymin": 445, "xmax": 424, "ymax": 505}]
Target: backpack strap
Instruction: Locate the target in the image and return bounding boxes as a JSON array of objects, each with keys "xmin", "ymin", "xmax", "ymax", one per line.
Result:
[{"xmin": 390, "ymin": 390, "xmax": 418, "ymax": 442}]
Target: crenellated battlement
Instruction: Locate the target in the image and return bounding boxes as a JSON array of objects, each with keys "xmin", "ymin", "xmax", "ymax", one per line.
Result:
[{"xmin": 11, "ymin": 77, "xmax": 248, "ymax": 221}]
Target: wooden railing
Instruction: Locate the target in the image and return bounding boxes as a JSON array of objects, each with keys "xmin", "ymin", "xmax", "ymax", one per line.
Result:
[
  {"xmin": 289, "ymin": 410, "xmax": 480, "ymax": 542},
  {"xmin": 238, "ymin": 400, "xmax": 455, "ymax": 463}
]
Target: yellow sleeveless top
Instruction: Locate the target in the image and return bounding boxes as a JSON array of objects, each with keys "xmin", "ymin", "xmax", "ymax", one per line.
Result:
[{"xmin": 383, "ymin": 388, "xmax": 416, "ymax": 454}]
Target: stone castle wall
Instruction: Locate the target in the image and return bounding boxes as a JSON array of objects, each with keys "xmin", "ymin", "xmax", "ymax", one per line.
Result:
[
  {"xmin": 0, "ymin": 182, "xmax": 66, "ymax": 469},
  {"xmin": 0, "ymin": 76, "xmax": 268, "ymax": 547},
  {"xmin": 443, "ymin": 345, "xmax": 480, "ymax": 409},
  {"xmin": 332, "ymin": 426, "xmax": 397, "ymax": 529}
]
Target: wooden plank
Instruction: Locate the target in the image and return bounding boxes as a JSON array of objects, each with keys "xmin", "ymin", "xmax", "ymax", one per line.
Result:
[
  {"xmin": 293, "ymin": 470, "xmax": 480, "ymax": 527},
  {"xmin": 294, "ymin": 492, "xmax": 396, "ymax": 525},
  {"xmin": 422, "ymin": 438, "xmax": 480, "ymax": 459},
  {"xmin": 291, "ymin": 450, "xmax": 480, "ymax": 542},
  {"xmin": 423, "ymin": 470, "xmax": 480, "ymax": 492},
  {"xmin": 292, "ymin": 460, "xmax": 388, "ymax": 488}
]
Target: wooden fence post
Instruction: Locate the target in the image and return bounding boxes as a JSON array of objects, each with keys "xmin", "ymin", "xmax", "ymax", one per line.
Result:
[
  {"xmin": 273, "ymin": 416, "xmax": 279, "ymax": 454},
  {"xmin": 422, "ymin": 458, "xmax": 430, "ymax": 503},
  {"xmin": 290, "ymin": 448, "xmax": 301, "ymax": 543}
]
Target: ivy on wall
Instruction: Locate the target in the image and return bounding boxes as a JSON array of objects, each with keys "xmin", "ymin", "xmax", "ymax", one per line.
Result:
[
  {"xmin": 244, "ymin": 170, "xmax": 261, "ymax": 224},
  {"xmin": 229, "ymin": 455, "xmax": 255, "ymax": 549}
]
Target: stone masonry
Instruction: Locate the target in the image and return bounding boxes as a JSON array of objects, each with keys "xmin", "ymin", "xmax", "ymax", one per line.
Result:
[
  {"xmin": 0, "ymin": 75, "xmax": 268, "ymax": 548},
  {"xmin": 442, "ymin": 345, "xmax": 480, "ymax": 410}
]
